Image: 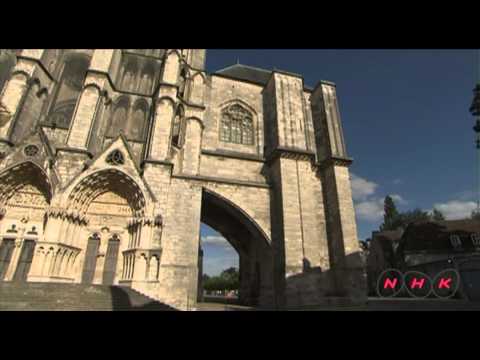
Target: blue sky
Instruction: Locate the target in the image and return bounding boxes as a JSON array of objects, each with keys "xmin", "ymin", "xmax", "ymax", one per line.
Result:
[{"xmin": 200, "ymin": 49, "xmax": 479, "ymax": 275}]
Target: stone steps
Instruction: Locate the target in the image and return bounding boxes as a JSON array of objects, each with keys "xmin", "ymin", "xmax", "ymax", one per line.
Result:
[{"xmin": 0, "ymin": 282, "xmax": 177, "ymax": 311}]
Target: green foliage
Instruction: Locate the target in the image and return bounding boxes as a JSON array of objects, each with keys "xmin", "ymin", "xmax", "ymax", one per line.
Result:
[
  {"xmin": 431, "ymin": 208, "xmax": 446, "ymax": 221},
  {"xmin": 203, "ymin": 267, "xmax": 239, "ymax": 291},
  {"xmin": 471, "ymin": 209, "xmax": 480, "ymax": 221},
  {"xmin": 380, "ymin": 196, "xmax": 401, "ymax": 231},
  {"xmin": 379, "ymin": 196, "xmax": 446, "ymax": 231}
]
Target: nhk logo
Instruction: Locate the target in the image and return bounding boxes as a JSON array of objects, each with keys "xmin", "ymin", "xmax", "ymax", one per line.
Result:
[{"xmin": 376, "ymin": 269, "xmax": 461, "ymax": 298}]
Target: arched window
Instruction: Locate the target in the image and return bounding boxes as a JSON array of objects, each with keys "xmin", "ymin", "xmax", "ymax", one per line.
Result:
[
  {"xmin": 220, "ymin": 104, "xmax": 254, "ymax": 145},
  {"xmin": 172, "ymin": 105, "xmax": 184, "ymax": 147},
  {"xmin": 120, "ymin": 60, "xmax": 138, "ymax": 92},
  {"xmin": 126, "ymin": 100, "xmax": 148, "ymax": 141},
  {"xmin": 46, "ymin": 55, "xmax": 90, "ymax": 128},
  {"xmin": 140, "ymin": 63, "xmax": 155, "ymax": 94},
  {"xmin": 106, "ymin": 96, "xmax": 130, "ymax": 138}
]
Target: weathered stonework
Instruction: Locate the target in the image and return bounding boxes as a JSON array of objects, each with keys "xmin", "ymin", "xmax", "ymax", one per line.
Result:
[{"xmin": 0, "ymin": 49, "xmax": 366, "ymax": 310}]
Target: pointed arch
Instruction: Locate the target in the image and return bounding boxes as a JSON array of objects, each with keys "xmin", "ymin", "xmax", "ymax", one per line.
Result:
[
  {"xmin": 45, "ymin": 52, "xmax": 91, "ymax": 129},
  {"xmin": 189, "ymin": 72, "xmax": 205, "ymax": 104},
  {"xmin": 65, "ymin": 168, "xmax": 148, "ymax": 217},
  {"xmin": 127, "ymin": 98, "xmax": 149, "ymax": 141},
  {"xmin": 0, "ymin": 161, "xmax": 52, "ymax": 206},
  {"xmin": 106, "ymin": 95, "xmax": 130, "ymax": 138},
  {"xmin": 120, "ymin": 57, "xmax": 139, "ymax": 92},
  {"xmin": 200, "ymin": 188, "xmax": 273, "ymax": 306},
  {"xmin": 140, "ymin": 61, "xmax": 155, "ymax": 94},
  {"xmin": 201, "ymin": 188, "xmax": 271, "ymax": 249}
]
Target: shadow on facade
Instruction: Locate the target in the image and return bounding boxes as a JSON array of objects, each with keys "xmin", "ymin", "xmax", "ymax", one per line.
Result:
[
  {"xmin": 279, "ymin": 251, "xmax": 367, "ymax": 310},
  {"xmin": 109, "ymin": 286, "xmax": 178, "ymax": 311}
]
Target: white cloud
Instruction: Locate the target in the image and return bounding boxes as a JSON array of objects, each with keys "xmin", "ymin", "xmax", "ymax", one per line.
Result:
[
  {"xmin": 353, "ymin": 193, "xmax": 407, "ymax": 223},
  {"xmin": 433, "ymin": 200, "xmax": 477, "ymax": 220},
  {"xmin": 354, "ymin": 198, "xmax": 384, "ymax": 222},
  {"xmin": 350, "ymin": 173, "xmax": 408, "ymax": 223},
  {"xmin": 393, "ymin": 178, "xmax": 403, "ymax": 185},
  {"xmin": 350, "ymin": 173, "xmax": 378, "ymax": 201},
  {"xmin": 201, "ymin": 235, "xmax": 230, "ymax": 247},
  {"xmin": 203, "ymin": 255, "xmax": 239, "ymax": 276}
]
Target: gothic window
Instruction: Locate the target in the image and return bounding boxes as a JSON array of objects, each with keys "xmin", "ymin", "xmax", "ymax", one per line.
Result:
[
  {"xmin": 46, "ymin": 55, "xmax": 90, "ymax": 128},
  {"xmin": 219, "ymin": 104, "xmax": 254, "ymax": 145},
  {"xmin": 106, "ymin": 96, "xmax": 130, "ymax": 138},
  {"xmin": 127, "ymin": 100, "xmax": 148, "ymax": 141},
  {"xmin": 120, "ymin": 59, "xmax": 138, "ymax": 92},
  {"xmin": 140, "ymin": 63, "xmax": 155, "ymax": 94}
]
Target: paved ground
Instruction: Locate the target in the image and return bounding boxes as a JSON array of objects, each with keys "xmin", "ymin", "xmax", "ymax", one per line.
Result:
[{"xmin": 194, "ymin": 298, "xmax": 480, "ymax": 311}]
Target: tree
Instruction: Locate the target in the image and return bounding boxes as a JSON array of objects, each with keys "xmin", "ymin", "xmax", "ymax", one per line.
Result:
[
  {"xmin": 472, "ymin": 210, "xmax": 480, "ymax": 221},
  {"xmin": 431, "ymin": 208, "xmax": 445, "ymax": 221},
  {"xmin": 203, "ymin": 267, "xmax": 240, "ymax": 292},
  {"xmin": 380, "ymin": 196, "xmax": 401, "ymax": 231},
  {"xmin": 379, "ymin": 196, "xmax": 447, "ymax": 232},
  {"xmin": 401, "ymin": 208, "xmax": 431, "ymax": 225}
]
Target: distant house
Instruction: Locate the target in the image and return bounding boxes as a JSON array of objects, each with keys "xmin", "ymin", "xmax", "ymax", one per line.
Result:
[
  {"xmin": 395, "ymin": 220, "xmax": 480, "ymax": 300},
  {"xmin": 367, "ymin": 220, "xmax": 480, "ymax": 299}
]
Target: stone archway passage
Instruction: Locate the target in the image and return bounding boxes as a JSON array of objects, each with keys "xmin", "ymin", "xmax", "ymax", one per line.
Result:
[{"xmin": 200, "ymin": 189, "xmax": 274, "ymax": 307}]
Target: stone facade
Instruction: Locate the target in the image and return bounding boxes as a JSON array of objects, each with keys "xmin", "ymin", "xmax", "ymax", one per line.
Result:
[{"xmin": 0, "ymin": 49, "xmax": 366, "ymax": 310}]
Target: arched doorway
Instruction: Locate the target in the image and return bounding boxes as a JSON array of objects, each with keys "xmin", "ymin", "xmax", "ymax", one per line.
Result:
[
  {"xmin": 65, "ymin": 167, "xmax": 147, "ymax": 286},
  {"xmin": 0, "ymin": 161, "xmax": 51, "ymax": 282},
  {"xmin": 199, "ymin": 188, "xmax": 274, "ymax": 307}
]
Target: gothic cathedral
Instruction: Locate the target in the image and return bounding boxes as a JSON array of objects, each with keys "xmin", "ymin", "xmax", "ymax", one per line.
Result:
[{"xmin": 0, "ymin": 50, "xmax": 365, "ymax": 310}]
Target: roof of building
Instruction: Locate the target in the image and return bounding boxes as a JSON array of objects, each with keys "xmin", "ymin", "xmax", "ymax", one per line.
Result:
[
  {"xmin": 213, "ymin": 63, "xmax": 315, "ymax": 91},
  {"xmin": 400, "ymin": 219, "xmax": 480, "ymax": 252},
  {"xmin": 374, "ymin": 229, "xmax": 403, "ymax": 243}
]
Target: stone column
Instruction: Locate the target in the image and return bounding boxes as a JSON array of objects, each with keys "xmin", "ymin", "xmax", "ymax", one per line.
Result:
[
  {"xmin": 0, "ymin": 50, "xmax": 45, "ymax": 141},
  {"xmin": 162, "ymin": 50, "xmax": 181, "ymax": 85},
  {"xmin": 154, "ymin": 180, "xmax": 203, "ymax": 310},
  {"xmin": 66, "ymin": 50, "xmax": 115, "ymax": 149},
  {"xmin": 181, "ymin": 117, "xmax": 203, "ymax": 175},
  {"xmin": 147, "ymin": 97, "xmax": 175, "ymax": 161},
  {"xmin": 4, "ymin": 238, "xmax": 23, "ymax": 281},
  {"xmin": 310, "ymin": 81, "xmax": 366, "ymax": 301}
]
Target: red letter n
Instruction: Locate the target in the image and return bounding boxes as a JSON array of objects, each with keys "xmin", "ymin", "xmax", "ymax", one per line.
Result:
[{"xmin": 383, "ymin": 278, "xmax": 398, "ymax": 289}]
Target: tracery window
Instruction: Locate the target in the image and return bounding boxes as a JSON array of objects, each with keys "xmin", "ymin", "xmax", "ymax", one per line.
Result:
[
  {"xmin": 46, "ymin": 55, "xmax": 90, "ymax": 128},
  {"xmin": 219, "ymin": 104, "xmax": 254, "ymax": 145}
]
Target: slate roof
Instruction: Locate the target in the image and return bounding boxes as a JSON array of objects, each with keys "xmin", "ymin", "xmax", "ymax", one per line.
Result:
[
  {"xmin": 400, "ymin": 220, "xmax": 480, "ymax": 252},
  {"xmin": 214, "ymin": 63, "xmax": 314, "ymax": 91}
]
